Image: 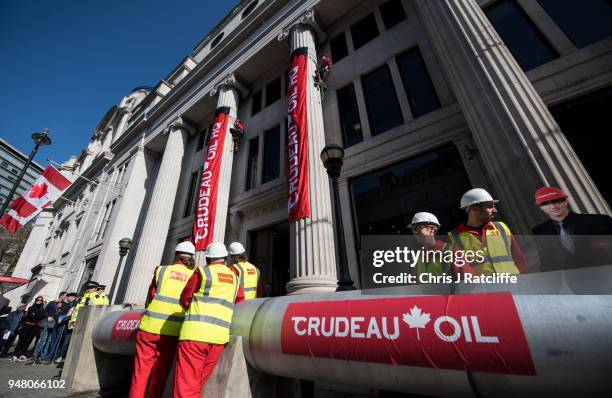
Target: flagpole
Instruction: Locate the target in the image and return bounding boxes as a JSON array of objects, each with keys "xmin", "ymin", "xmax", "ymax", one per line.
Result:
[
  {"xmin": 47, "ymin": 159, "xmax": 123, "ymax": 197},
  {"xmin": 0, "ymin": 129, "xmax": 51, "ymax": 217}
]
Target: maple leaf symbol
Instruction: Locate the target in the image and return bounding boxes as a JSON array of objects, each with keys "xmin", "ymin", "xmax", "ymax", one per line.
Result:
[
  {"xmin": 29, "ymin": 182, "xmax": 49, "ymax": 199},
  {"xmin": 402, "ymin": 305, "xmax": 431, "ymax": 340}
]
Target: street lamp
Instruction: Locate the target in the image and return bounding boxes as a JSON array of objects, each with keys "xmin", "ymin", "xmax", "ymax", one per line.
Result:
[
  {"xmin": 0, "ymin": 129, "xmax": 52, "ymax": 217},
  {"xmin": 321, "ymin": 144, "xmax": 355, "ymax": 291},
  {"xmin": 108, "ymin": 237, "xmax": 132, "ymax": 303}
]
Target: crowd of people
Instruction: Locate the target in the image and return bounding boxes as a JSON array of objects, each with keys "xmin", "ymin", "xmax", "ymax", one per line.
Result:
[
  {"xmin": 408, "ymin": 186, "xmax": 612, "ymax": 278},
  {"xmin": 0, "ymin": 282, "xmax": 109, "ymax": 364}
]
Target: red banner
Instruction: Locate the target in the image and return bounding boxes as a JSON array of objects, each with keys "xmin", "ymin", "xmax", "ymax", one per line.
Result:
[
  {"xmin": 281, "ymin": 293, "xmax": 535, "ymax": 375},
  {"xmin": 192, "ymin": 107, "xmax": 230, "ymax": 250},
  {"xmin": 111, "ymin": 311, "xmax": 142, "ymax": 341},
  {"xmin": 286, "ymin": 48, "xmax": 310, "ymax": 222}
]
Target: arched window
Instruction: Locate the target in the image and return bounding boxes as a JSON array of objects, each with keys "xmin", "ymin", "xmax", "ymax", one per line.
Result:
[
  {"xmin": 241, "ymin": 1, "xmax": 258, "ymax": 19},
  {"xmin": 210, "ymin": 32, "xmax": 224, "ymax": 49}
]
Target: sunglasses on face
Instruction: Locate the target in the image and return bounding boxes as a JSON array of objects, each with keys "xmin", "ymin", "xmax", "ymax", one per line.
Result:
[
  {"xmin": 540, "ymin": 198, "xmax": 566, "ymax": 206},
  {"xmin": 35, "ymin": 299, "xmax": 43, "ymax": 302}
]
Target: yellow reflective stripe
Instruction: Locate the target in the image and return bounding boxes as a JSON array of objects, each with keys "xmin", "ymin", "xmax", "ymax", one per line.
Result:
[{"xmin": 184, "ymin": 314, "xmax": 231, "ymax": 329}]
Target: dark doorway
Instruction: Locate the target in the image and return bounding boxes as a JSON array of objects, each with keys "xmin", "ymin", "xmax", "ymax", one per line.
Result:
[
  {"xmin": 249, "ymin": 223, "xmax": 290, "ymax": 296},
  {"xmin": 551, "ymin": 87, "xmax": 612, "ymax": 208},
  {"xmin": 78, "ymin": 256, "xmax": 98, "ymax": 293}
]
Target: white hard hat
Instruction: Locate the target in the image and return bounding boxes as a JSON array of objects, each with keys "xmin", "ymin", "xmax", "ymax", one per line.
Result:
[
  {"xmin": 228, "ymin": 242, "xmax": 245, "ymax": 255},
  {"xmin": 408, "ymin": 212, "xmax": 440, "ymax": 228},
  {"xmin": 175, "ymin": 241, "xmax": 196, "ymax": 255},
  {"xmin": 460, "ymin": 188, "xmax": 499, "ymax": 209},
  {"xmin": 205, "ymin": 242, "xmax": 228, "ymax": 258}
]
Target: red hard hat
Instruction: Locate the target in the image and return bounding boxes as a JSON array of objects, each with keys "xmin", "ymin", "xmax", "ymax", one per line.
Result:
[{"xmin": 534, "ymin": 186, "xmax": 567, "ymax": 205}]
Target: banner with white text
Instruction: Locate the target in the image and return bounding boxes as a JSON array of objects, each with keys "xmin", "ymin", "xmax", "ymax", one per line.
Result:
[
  {"xmin": 192, "ymin": 107, "xmax": 230, "ymax": 250},
  {"xmin": 286, "ymin": 47, "xmax": 310, "ymax": 222}
]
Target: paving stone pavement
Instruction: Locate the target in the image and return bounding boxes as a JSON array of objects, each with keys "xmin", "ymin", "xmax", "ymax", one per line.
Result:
[{"xmin": 0, "ymin": 357, "xmax": 126, "ymax": 398}]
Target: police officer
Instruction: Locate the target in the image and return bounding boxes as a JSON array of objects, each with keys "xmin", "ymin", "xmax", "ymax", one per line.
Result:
[
  {"xmin": 174, "ymin": 242, "xmax": 244, "ymax": 397},
  {"xmin": 448, "ymin": 188, "xmax": 527, "ymax": 275},
  {"xmin": 96, "ymin": 284, "xmax": 110, "ymax": 305},
  {"xmin": 228, "ymin": 242, "xmax": 262, "ymax": 299},
  {"xmin": 70, "ymin": 281, "xmax": 105, "ymax": 328},
  {"xmin": 129, "ymin": 241, "xmax": 197, "ymax": 398}
]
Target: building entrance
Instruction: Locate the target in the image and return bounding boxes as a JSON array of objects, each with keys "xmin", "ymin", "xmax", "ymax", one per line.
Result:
[{"xmin": 249, "ymin": 223, "xmax": 289, "ymax": 297}]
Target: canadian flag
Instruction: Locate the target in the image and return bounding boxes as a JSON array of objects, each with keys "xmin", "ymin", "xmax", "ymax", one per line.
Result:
[{"xmin": 0, "ymin": 165, "xmax": 71, "ymax": 233}]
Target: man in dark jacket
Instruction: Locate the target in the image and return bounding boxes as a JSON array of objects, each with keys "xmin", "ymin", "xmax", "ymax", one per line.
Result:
[
  {"xmin": 0, "ymin": 304, "xmax": 26, "ymax": 355},
  {"xmin": 55, "ymin": 292, "xmax": 78, "ymax": 364},
  {"xmin": 38, "ymin": 292, "xmax": 67, "ymax": 363},
  {"xmin": 532, "ymin": 186, "xmax": 612, "ymax": 271}
]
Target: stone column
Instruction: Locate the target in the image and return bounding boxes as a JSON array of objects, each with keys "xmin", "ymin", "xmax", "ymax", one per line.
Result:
[
  {"xmin": 123, "ymin": 117, "xmax": 190, "ymax": 304},
  {"xmin": 95, "ymin": 135, "xmax": 152, "ymax": 303},
  {"xmin": 194, "ymin": 75, "xmax": 245, "ymax": 265},
  {"xmin": 278, "ymin": 10, "xmax": 338, "ymax": 294},
  {"xmin": 414, "ymin": 0, "xmax": 610, "ymax": 232}
]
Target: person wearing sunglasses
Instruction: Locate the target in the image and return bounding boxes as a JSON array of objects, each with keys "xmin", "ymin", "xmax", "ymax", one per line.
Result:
[
  {"xmin": 10, "ymin": 296, "xmax": 45, "ymax": 361},
  {"xmin": 532, "ymin": 186, "xmax": 612, "ymax": 271}
]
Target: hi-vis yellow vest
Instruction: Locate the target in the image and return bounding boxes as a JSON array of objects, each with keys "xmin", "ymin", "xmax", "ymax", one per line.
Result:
[
  {"xmin": 139, "ymin": 263, "xmax": 194, "ymax": 336},
  {"xmin": 179, "ymin": 264, "xmax": 239, "ymax": 344},
  {"xmin": 71, "ymin": 291, "xmax": 107, "ymax": 326},
  {"xmin": 417, "ymin": 260, "xmax": 446, "ymax": 277},
  {"xmin": 448, "ymin": 222, "xmax": 520, "ymax": 275},
  {"xmin": 231, "ymin": 261, "xmax": 260, "ymax": 300}
]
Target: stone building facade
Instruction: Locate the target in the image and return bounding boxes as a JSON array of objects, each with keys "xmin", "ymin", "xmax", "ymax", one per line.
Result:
[{"xmin": 8, "ymin": 0, "xmax": 612, "ymax": 305}]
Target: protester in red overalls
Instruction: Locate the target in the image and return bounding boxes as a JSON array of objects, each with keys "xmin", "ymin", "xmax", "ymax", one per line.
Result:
[{"xmin": 129, "ymin": 241, "xmax": 196, "ymax": 398}]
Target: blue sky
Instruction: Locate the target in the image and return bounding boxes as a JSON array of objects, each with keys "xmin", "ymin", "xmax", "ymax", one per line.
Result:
[{"xmin": 0, "ymin": 0, "xmax": 237, "ymax": 166}]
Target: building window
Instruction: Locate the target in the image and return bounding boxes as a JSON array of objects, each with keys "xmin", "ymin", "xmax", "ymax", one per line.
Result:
[
  {"xmin": 252, "ymin": 90, "xmax": 262, "ymax": 115},
  {"xmin": 337, "ymin": 83, "xmax": 363, "ymax": 147},
  {"xmin": 245, "ymin": 137, "xmax": 259, "ymax": 190},
  {"xmin": 350, "ymin": 144, "xmax": 472, "ymax": 236},
  {"xmin": 196, "ymin": 127, "xmax": 208, "ymax": 151},
  {"xmin": 115, "ymin": 162, "xmax": 128, "ymax": 186},
  {"xmin": 210, "ymin": 32, "xmax": 224, "ymax": 49},
  {"xmin": 537, "ymin": 0, "xmax": 612, "ymax": 48},
  {"xmin": 265, "ymin": 77, "xmax": 281, "ymax": 106},
  {"xmin": 330, "ymin": 33, "xmax": 349, "ymax": 62},
  {"xmin": 350, "ymin": 13, "xmax": 379, "ymax": 50},
  {"xmin": 184, "ymin": 171, "xmax": 199, "ymax": 217},
  {"xmin": 380, "ymin": 0, "xmax": 407, "ymax": 30},
  {"xmin": 550, "ymin": 86, "xmax": 612, "ymax": 207},
  {"xmin": 485, "ymin": 0, "xmax": 558, "ymax": 71},
  {"xmin": 396, "ymin": 48, "xmax": 441, "ymax": 118},
  {"xmin": 241, "ymin": 0, "xmax": 258, "ymax": 19},
  {"xmin": 97, "ymin": 199, "xmax": 116, "ymax": 241},
  {"xmin": 262, "ymin": 126, "xmax": 280, "ymax": 184},
  {"xmin": 361, "ymin": 64, "xmax": 404, "ymax": 136}
]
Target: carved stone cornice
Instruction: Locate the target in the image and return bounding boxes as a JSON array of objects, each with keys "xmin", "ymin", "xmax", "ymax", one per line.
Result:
[
  {"xmin": 210, "ymin": 73, "xmax": 247, "ymax": 98},
  {"xmin": 277, "ymin": 9, "xmax": 326, "ymax": 44},
  {"xmin": 163, "ymin": 115, "xmax": 195, "ymax": 135}
]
